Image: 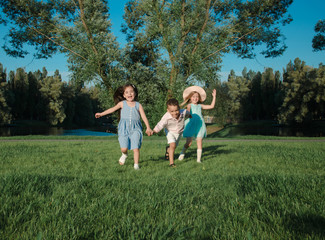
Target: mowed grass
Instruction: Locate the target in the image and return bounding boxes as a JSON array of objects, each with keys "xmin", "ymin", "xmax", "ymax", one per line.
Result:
[{"xmin": 0, "ymin": 136, "xmax": 325, "ymax": 239}]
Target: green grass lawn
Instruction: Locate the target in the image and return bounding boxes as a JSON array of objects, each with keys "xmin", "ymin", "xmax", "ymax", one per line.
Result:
[{"xmin": 1, "ymin": 136, "xmax": 325, "ymax": 239}]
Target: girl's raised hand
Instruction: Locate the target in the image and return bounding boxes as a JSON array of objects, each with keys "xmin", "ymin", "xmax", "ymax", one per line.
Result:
[
  {"xmin": 212, "ymin": 89, "xmax": 216, "ymax": 98},
  {"xmin": 95, "ymin": 113, "xmax": 102, "ymax": 118}
]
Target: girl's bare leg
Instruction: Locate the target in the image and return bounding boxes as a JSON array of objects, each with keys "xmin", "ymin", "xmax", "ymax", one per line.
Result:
[
  {"xmin": 178, "ymin": 137, "xmax": 192, "ymax": 160},
  {"xmin": 196, "ymin": 138, "xmax": 203, "ymax": 162},
  {"xmin": 133, "ymin": 148, "xmax": 140, "ymax": 164}
]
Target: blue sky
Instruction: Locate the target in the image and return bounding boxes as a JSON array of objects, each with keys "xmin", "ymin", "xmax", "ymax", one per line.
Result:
[{"xmin": 0, "ymin": 0, "xmax": 324, "ymax": 82}]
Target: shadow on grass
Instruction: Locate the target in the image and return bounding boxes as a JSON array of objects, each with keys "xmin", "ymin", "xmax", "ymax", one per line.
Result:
[
  {"xmin": 285, "ymin": 214, "xmax": 325, "ymax": 238},
  {"xmin": 174, "ymin": 144, "xmax": 232, "ymax": 162},
  {"xmin": 144, "ymin": 143, "xmax": 233, "ymax": 164}
]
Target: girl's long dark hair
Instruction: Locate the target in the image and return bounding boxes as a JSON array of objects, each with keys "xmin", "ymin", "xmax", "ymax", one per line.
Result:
[{"xmin": 113, "ymin": 84, "xmax": 138, "ymax": 120}]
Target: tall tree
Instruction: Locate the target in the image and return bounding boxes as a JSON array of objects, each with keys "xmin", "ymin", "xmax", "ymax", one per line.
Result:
[
  {"xmin": 312, "ymin": 19, "xmax": 325, "ymax": 52},
  {"xmin": 0, "ymin": 0, "xmax": 120, "ymax": 93},
  {"xmin": 225, "ymin": 70, "xmax": 250, "ymax": 122},
  {"xmin": 0, "ymin": 63, "xmax": 12, "ymax": 125},
  {"xmin": 8, "ymin": 68, "xmax": 30, "ymax": 119},
  {"xmin": 261, "ymin": 68, "xmax": 281, "ymax": 119},
  {"xmin": 278, "ymin": 58, "xmax": 325, "ymax": 124},
  {"xmin": 123, "ymin": 0, "xmax": 293, "ymax": 97},
  {"xmin": 39, "ymin": 70, "xmax": 66, "ymax": 125}
]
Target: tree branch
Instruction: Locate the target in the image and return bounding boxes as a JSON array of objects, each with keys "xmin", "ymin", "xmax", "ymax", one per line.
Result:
[
  {"xmin": 30, "ymin": 26, "xmax": 88, "ymax": 61},
  {"xmin": 201, "ymin": 25, "xmax": 261, "ymax": 62},
  {"xmin": 191, "ymin": 0, "xmax": 211, "ymax": 55}
]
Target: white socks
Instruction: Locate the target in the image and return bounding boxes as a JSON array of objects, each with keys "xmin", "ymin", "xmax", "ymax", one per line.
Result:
[
  {"xmin": 179, "ymin": 148, "xmax": 202, "ymax": 163},
  {"xmin": 119, "ymin": 153, "xmax": 128, "ymax": 165},
  {"xmin": 119, "ymin": 153, "xmax": 140, "ymax": 170},
  {"xmin": 197, "ymin": 149, "xmax": 202, "ymax": 163}
]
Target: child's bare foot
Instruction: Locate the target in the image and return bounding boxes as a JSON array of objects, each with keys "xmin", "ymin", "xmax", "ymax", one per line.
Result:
[{"xmin": 169, "ymin": 163, "xmax": 176, "ymax": 168}]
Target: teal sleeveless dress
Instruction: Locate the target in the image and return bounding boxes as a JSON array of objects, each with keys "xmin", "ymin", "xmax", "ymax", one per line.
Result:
[{"xmin": 183, "ymin": 104, "xmax": 207, "ymax": 138}]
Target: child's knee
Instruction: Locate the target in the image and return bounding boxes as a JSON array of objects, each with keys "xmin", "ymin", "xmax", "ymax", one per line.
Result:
[
  {"xmin": 169, "ymin": 142, "xmax": 176, "ymax": 150},
  {"xmin": 133, "ymin": 148, "xmax": 140, "ymax": 153}
]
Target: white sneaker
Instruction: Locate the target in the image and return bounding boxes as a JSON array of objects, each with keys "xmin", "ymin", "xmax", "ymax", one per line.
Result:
[
  {"xmin": 178, "ymin": 154, "xmax": 185, "ymax": 161},
  {"xmin": 197, "ymin": 160, "xmax": 202, "ymax": 163},
  {"xmin": 119, "ymin": 154, "xmax": 127, "ymax": 165},
  {"xmin": 134, "ymin": 164, "xmax": 140, "ymax": 170}
]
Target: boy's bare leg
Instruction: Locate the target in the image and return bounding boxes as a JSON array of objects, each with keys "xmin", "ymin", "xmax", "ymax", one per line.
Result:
[{"xmin": 169, "ymin": 142, "xmax": 176, "ymax": 165}]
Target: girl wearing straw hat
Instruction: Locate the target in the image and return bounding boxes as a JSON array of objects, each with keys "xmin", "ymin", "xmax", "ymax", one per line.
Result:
[{"xmin": 179, "ymin": 86, "xmax": 216, "ymax": 163}]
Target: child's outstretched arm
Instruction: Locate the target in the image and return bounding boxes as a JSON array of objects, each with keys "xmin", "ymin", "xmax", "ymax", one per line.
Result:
[
  {"xmin": 139, "ymin": 104, "xmax": 153, "ymax": 136},
  {"xmin": 95, "ymin": 101, "xmax": 123, "ymax": 118},
  {"xmin": 202, "ymin": 89, "xmax": 216, "ymax": 110}
]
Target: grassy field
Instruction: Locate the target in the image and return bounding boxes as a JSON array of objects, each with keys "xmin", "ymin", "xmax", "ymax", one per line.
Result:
[{"xmin": 1, "ymin": 136, "xmax": 325, "ymax": 239}]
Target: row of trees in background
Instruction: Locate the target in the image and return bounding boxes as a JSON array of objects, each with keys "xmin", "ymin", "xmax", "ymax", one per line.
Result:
[
  {"xmin": 0, "ymin": 0, "xmax": 294, "ymax": 98},
  {"xmin": 0, "ymin": 0, "xmax": 324, "ymax": 128},
  {"xmin": 1, "ymin": 57, "xmax": 324, "ymax": 128},
  {"xmin": 0, "ymin": 63, "xmax": 102, "ymax": 127},
  {"xmin": 224, "ymin": 58, "xmax": 325, "ymax": 124}
]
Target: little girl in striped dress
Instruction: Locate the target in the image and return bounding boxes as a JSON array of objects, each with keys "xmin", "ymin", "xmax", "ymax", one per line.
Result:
[{"xmin": 95, "ymin": 84, "xmax": 152, "ymax": 170}]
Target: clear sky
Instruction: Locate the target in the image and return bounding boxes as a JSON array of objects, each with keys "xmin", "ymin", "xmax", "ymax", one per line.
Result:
[{"xmin": 0, "ymin": 0, "xmax": 324, "ymax": 82}]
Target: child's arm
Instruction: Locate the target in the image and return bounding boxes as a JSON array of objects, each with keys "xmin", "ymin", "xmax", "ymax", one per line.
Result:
[
  {"xmin": 201, "ymin": 89, "xmax": 216, "ymax": 110},
  {"xmin": 153, "ymin": 113, "xmax": 168, "ymax": 134},
  {"xmin": 95, "ymin": 101, "xmax": 123, "ymax": 118},
  {"xmin": 186, "ymin": 104, "xmax": 191, "ymax": 112},
  {"xmin": 139, "ymin": 104, "xmax": 153, "ymax": 136}
]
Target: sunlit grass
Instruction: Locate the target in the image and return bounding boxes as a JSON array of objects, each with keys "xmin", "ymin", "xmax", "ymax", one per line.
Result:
[{"xmin": 1, "ymin": 137, "xmax": 325, "ymax": 239}]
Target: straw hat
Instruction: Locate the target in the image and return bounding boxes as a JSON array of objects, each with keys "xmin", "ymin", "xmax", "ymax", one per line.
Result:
[{"xmin": 183, "ymin": 86, "xmax": 206, "ymax": 102}]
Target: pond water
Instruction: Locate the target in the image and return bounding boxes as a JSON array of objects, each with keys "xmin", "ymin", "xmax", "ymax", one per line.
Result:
[
  {"xmin": 217, "ymin": 124, "xmax": 325, "ymax": 137},
  {"xmin": 0, "ymin": 126, "xmax": 116, "ymax": 137},
  {"xmin": 0, "ymin": 124, "xmax": 324, "ymax": 137}
]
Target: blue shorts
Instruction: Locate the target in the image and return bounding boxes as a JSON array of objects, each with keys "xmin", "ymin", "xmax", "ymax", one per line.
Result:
[{"xmin": 118, "ymin": 131, "xmax": 143, "ymax": 150}]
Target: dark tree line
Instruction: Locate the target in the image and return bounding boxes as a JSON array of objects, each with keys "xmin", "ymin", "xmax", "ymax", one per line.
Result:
[
  {"xmin": 0, "ymin": 63, "xmax": 103, "ymax": 127},
  {"xmin": 1, "ymin": 57, "xmax": 324, "ymax": 128},
  {"xmin": 222, "ymin": 58, "xmax": 325, "ymax": 125}
]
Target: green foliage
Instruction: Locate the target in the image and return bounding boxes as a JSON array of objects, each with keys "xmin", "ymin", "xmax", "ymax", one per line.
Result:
[
  {"xmin": 0, "ymin": 0, "xmax": 294, "ymax": 119},
  {"xmin": 0, "ymin": 0, "xmax": 120, "ymax": 92},
  {"xmin": 39, "ymin": 72, "xmax": 65, "ymax": 125},
  {"xmin": 0, "ymin": 137, "xmax": 324, "ymax": 239},
  {"xmin": 278, "ymin": 58, "xmax": 325, "ymax": 124},
  {"xmin": 312, "ymin": 19, "xmax": 325, "ymax": 52},
  {"xmin": 123, "ymin": 0, "xmax": 293, "ymax": 96},
  {"xmin": 225, "ymin": 70, "xmax": 250, "ymax": 122},
  {"xmin": 1, "ymin": 63, "xmax": 104, "ymax": 127},
  {"xmin": 0, "ymin": 64, "xmax": 11, "ymax": 125}
]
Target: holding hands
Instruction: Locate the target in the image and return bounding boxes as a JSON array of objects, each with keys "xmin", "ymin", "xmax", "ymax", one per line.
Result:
[{"xmin": 146, "ymin": 128, "xmax": 153, "ymax": 136}]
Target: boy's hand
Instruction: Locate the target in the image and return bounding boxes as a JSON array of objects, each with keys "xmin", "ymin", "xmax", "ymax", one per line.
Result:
[
  {"xmin": 146, "ymin": 128, "xmax": 153, "ymax": 136},
  {"xmin": 95, "ymin": 113, "xmax": 102, "ymax": 118}
]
